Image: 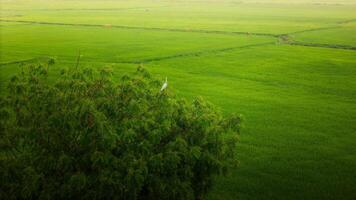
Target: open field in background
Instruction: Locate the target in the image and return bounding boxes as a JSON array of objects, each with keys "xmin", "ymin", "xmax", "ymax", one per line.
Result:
[
  {"xmin": 2, "ymin": 4, "xmax": 356, "ymax": 34},
  {"xmin": 0, "ymin": 22, "xmax": 274, "ymax": 63},
  {"xmin": 1, "ymin": 0, "xmax": 356, "ymax": 199},
  {"xmin": 291, "ymin": 27, "xmax": 356, "ymax": 47}
]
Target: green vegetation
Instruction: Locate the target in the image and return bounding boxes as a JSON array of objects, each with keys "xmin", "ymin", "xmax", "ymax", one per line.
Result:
[
  {"xmin": 292, "ymin": 27, "xmax": 356, "ymax": 47},
  {"xmin": 0, "ymin": 65, "xmax": 239, "ymax": 199},
  {"xmin": 1, "ymin": 0, "xmax": 356, "ymax": 199}
]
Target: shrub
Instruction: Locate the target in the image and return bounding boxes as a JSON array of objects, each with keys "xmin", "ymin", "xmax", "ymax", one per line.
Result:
[{"xmin": 0, "ymin": 65, "xmax": 240, "ymax": 200}]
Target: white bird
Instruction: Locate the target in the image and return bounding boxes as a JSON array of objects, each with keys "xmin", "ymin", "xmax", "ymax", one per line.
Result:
[{"xmin": 160, "ymin": 77, "xmax": 168, "ymax": 92}]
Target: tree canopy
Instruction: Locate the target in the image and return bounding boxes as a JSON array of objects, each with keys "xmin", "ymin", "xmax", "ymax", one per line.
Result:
[{"xmin": 0, "ymin": 65, "xmax": 240, "ymax": 200}]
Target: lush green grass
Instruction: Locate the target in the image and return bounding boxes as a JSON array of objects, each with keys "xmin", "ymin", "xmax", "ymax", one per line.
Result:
[
  {"xmin": 1, "ymin": 0, "xmax": 356, "ymax": 199},
  {"xmin": 2, "ymin": 0, "xmax": 356, "ymax": 34},
  {"xmin": 145, "ymin": 45, "xmax": 356, "ymax": 199},
  {"xmin": 0, "ymin": 22, "xmax": 273, "ymax": 63},
  {"xmin": 292, "ymin": 26, "xmax": 356, "ymax": 46}
]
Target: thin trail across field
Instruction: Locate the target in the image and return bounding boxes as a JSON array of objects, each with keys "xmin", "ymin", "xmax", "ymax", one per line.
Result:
[
  {"xmin": 337, "ymin": 18, "xmax": 356, "ymax": 24},
  {"xmin": 1, "ymin": 42, "xmax": 274, "ymax": 66},
  {"xmin": 0, "ymin": 57, "xmax": 50, "ymax": 66},
  {"xmin": 121, "ymin": 42, "xmax": 275, "ymax": 64},
  {"xmin": 0, "ymin": 6, "xmax": 169, "ymax": 12},
  {"xmin": 285, "ymin": 26, "xmax": 341, "ymax": 35},
  {"xmin": 0, "ymin": 19, "xmax": 279, "ymax": 38},
  {"xmin": 287, "ymin": 42, "xmax": 356, "ymax": 51},
  {"xmin": 277, "ymin": 33, "xmax": 356, "ymax": 51}
]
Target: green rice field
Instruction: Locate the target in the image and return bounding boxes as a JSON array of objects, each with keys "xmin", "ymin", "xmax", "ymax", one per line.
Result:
[{"xmin": 1, "ymin": 0, "xmax": 356, "ymax": 199}]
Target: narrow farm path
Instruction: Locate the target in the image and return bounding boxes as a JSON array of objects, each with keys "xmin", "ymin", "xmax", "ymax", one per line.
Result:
[{"xmin": 0, "ymin": 19, "xmax": 279, "ymax": 37}]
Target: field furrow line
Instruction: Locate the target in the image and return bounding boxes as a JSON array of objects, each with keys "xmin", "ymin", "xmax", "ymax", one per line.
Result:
[
  {"xmin": 1, "ymin": 6, "xmax": 169, "ymax": 12},
  {"xmin": 121, "ymin": 42, "xmax": 275, "ymax": 63},
  {"xmin": 1, "ymin": 43, "xmax": 274, "ymax": 66},
  {"xmin": 285, "ymin": 26, "xmax": 341, "ymax": 35},
  {"xmin": 287, "ymin": 42, "xmax": 356, "ymax": 51},
  {"xmin": 337, "ymin": 18, "xmax": 356, "ymax": 24},
  {"xmin": 0, "ymin": 57, "xmax": 50, "ymax": 66},
  {"xmin": 0, "ymin": 19, "xmax": 279, "ymax": 38}
]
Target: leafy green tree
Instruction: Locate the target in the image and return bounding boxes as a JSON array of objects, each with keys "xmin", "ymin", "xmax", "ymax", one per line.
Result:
[{"xmin": 0, "ymin": 64, "xmax": 240, "ymax": 200}]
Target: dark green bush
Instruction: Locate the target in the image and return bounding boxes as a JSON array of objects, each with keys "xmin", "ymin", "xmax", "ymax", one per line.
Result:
[{"xmin": 0, "ymin": 65, "xmax": 240, "ymax": 200}]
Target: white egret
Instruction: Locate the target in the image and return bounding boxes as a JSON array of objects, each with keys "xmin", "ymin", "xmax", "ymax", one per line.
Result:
[{"xmin": 160, "ymin": 77, "xmax": 168, "ymax": 92}]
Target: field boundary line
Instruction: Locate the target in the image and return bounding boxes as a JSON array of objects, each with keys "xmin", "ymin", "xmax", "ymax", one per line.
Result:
[
  {"xmin": 0, "ymin": 19, "xmax": 279, "ymax": 38},
  {"xmin": 1, "ymin": 43, "xmax": 274, "ymax": 65},
  {"xmin": 284, "ymin": 26, "xmax": 341, "ymax": 35},
  {"xmin": 1, "ymin": 6, "xmax": 169, "ymax": 12},
  {"xmin": 120, "ymin": 42, "xmax": 275, "ymax": 63},
  {"xmin": 336, "ymin": 19, "xmax": 356, "ymax": 24},
  {"xmin": 286, "ymin": 42, "xmax": 356, "ymax": 51},
  {"xmin": 0, "ymin": 57, "xmax": 50, "ymax": 66},
  {"xmin": 277, "ymin": 26, "xmax": 356, "ymax": 51}
]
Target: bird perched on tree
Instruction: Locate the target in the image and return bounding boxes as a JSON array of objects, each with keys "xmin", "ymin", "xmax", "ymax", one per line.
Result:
[{"xmin": 160, "ymin": 77, "xmax": 168, "ymax": 92}]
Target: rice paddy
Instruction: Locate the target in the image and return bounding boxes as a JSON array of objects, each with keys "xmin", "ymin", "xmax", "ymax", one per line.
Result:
[{"xmin": 1, "ymin": 0, "xmax": 356, "ymax": 199}]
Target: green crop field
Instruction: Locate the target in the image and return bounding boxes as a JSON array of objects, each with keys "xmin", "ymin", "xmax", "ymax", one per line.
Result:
[{"xmin": 1, "ymin": 0, "xmax": 356, "ymax": 199}]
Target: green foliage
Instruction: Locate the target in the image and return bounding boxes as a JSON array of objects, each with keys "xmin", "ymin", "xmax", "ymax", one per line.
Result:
[{"xmin": 0, "ymin": 65, "xmax": 240, "ymax": 200}]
